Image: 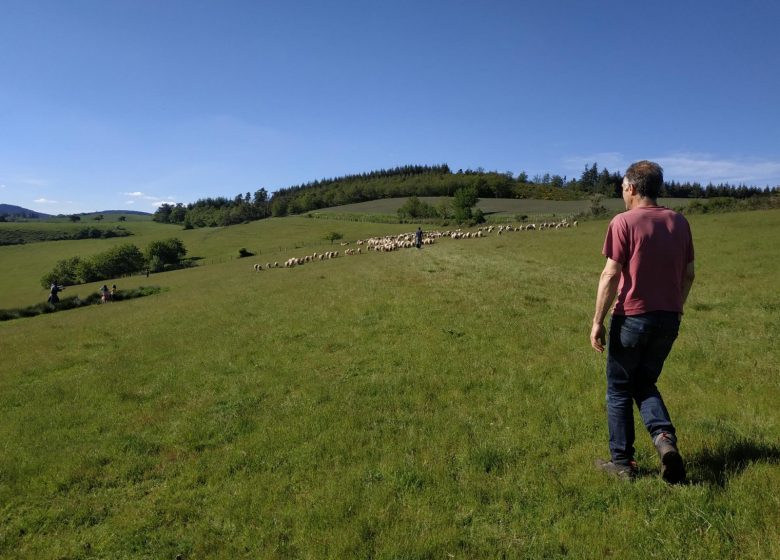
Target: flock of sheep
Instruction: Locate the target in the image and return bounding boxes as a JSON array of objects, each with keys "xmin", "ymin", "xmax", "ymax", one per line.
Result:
[{"xmin": 251, "ymin": 219, "xmax": 576, "ymax": 271}]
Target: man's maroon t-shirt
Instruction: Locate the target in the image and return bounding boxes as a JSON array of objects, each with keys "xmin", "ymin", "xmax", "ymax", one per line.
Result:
[{"xmin": 602, "ymin": 206, "xmax": 694, "ymax": 316}]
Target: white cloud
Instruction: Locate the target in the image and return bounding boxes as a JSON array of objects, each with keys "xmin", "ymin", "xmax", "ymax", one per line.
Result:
[
  {"xmin": 0, "ymin": 184, "xmax": 6, "ymax": 189},
  {"xmin": 122, "ymin": 189, "xmax": 176, "ymax": 208},
  {"xmin": 656, "ymin": 153, "xmax": 780, "ymax": 185},
  {"xmin": 33, "ymin": 198, "xmax": 58, "ymax": 204}
]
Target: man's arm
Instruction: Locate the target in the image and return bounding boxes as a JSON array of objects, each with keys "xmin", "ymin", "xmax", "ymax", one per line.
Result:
[
  {"xmin": 590, "ymin": 258, "xmax": 622, "ymax": 353},
  {"xmin": 681, "ymin": 260, "xmax": 695, "ymax": 306}
]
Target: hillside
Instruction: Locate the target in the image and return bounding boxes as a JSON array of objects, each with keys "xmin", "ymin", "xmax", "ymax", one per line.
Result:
[
  {"xmin": 92, "ymin": 210, "xmax": 152, "ymax": 216},
  {"xmin": 0, "ymin": 204, "xmax": 51, "ymax": 219},
  {"xmin": 154, "ymin": 163, "xmax": 776, "ymax": 229}
]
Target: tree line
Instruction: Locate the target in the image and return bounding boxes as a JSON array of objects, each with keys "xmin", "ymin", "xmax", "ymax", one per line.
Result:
[{"xmin": 153, "ymin": 163, "xmax": 778, "ymax": 227}]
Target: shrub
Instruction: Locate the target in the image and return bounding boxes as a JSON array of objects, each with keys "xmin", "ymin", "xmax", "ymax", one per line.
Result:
[
  {"xmin": 397, "ymin": 196, "xmax": 438, "ymax": 219},
  {"xmin": 40, "ymin": 257, "xmax": 83, "ymax": 288},
  {"xmin": 145, "ymin": 238, "xmax": 187, "ymax": 267},
  {"xmin": 325, "ymin": 231, "xmax": 344, "ymax": 244},
  {"xmin": 238, "ymin": 248, "xmax": 254, "ymax": 258}
]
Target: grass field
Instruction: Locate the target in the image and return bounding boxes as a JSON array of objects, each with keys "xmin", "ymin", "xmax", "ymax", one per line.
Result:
[
  {"xmin": 312, "ymin": 196, "xmax": 695, "ymax": 219},
  {"xmin": 1, "ymin": 209, "xmax": 778, "ymax": 558}
]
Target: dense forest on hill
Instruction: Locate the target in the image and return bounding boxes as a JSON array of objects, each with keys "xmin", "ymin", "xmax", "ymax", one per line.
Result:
[{"xmin": 152, "ymin": 163, "xmax": 777, "ymax": 227}]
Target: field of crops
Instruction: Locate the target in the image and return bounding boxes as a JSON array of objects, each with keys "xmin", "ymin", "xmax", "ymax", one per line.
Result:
[{"xmin": 1, "ymin": 209, "xmax": 778, "ymax": 558}]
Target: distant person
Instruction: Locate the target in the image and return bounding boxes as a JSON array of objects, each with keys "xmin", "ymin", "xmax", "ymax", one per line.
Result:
[
  {"xmin": 111, "ymin": 284, "xmax": 117, "ymax": 300},
  {"xmin": 415, "ymin": 227, "xmax": 423, "ymax": 249},
  {"xmin": 48, "ymin": 280, "xmax": 64, "ymax": 304},
  {"xmin": 590, "ymin": 161, "xmax": 695, "ymax": 484},
  {"xmin": 100, "ymin": 284, "xmax": 110, "ymax": 304}
]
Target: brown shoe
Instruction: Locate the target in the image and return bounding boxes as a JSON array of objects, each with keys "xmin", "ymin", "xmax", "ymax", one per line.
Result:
[
  {"xmin": 595, "ymin": 459, "xmax": 637, "ymax": 481},
  {"xmin": 653, "ymin": 432, "xmax": 686, "ymax": 484}
]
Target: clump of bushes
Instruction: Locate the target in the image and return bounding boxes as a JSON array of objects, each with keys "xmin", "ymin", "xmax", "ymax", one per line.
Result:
[
  {"xmin": 146, "ymin": 238, "xmax": 187, "ymax": 272},
  {"xmin": 0, "ymin": 286, "xmax": 165, "ymax": 322},
  {"xmin": 40, "ymin": 238, "xmax": 188, "ymax": 287},
  {"xmin": 397, "ymin": 196, "xmax": 439, "ymax": 220},
  {"xmin": 238, "ymin": 248, "xmax": 255, "ymax": 258}
]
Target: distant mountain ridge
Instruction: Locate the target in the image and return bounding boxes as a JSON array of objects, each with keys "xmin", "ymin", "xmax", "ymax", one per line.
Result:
[
  {"xmin": 0, "ymin": 204, "xmax": 51, "ymax": 218},
  {"xmin": 0, "ymin": 205, "xmax": 151, "ymax": 218}
]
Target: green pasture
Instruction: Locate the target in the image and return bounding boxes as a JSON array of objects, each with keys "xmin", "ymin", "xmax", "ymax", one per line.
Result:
[
  {"xmin": 313, "ymin": 196, "xmax": 694, "ymax": 219},
  {"xmin": 0, "ymin": 218, "xmax": 416, "ymax": 309},
  {"xmin": 0, "ymin": 210, "xmax": 778, "ymax": 559}
]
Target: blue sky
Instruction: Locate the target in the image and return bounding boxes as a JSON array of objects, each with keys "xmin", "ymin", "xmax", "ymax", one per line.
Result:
[{"xmin": 2, "ymin": 0, "xmax": 779, "ymax": 214}]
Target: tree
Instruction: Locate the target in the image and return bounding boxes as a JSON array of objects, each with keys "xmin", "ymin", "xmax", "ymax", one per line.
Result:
[
  {"xmin": 118, "ymin": 216, "xmax": 127, "ymax": 222},
  {"xmin": 94, "ymin": 214, "xmax": 104, "ymax": 221},
  {"xmin": 580, "ymin": 163, "xmax": 599, "ymax": 192},
  {"xmin": 145, "ymin": 238, "xmax": 187, "ymax": 270},
  {"xmin": 453, "ymin": 186, "xmax": 479, "ymax": 222},
  {"xmin": 40, "ymin": 256, "xmax": 83, "ymax": 288},
  {"xmin": 325, "ymin": 231, "xmax": 343, "ymax": 244},
  {"xmin": 590, "ymin": 194, "xmax": 608, "ymax": 217},
  {"xmin": 169, "ymin": 204, "xmax": 186, "ymax": 223},
  {"xmin": 253, "ymin": 188, "xmax": 270, "ymax": 217},
  {"xmin": 436, "ymin": 199, "xmax": 452, "ymax": 220},
  {"xmin": 153, "ymin": 203, "xmax": 173, "ymax": 223},
  {"xmin": 397, "ymin": 196, "xmax": 437, "ymax": 219},
  {"xmin": 271, "ymin": 198, "xmax": 289, "ymax": 217},
  {"xmin": 69, "ymin": 214, "xmax": 81, "ymax": 222},
  {"xmin": 92, "ymin": 243, "xmax": 145, "ymax": 278}
]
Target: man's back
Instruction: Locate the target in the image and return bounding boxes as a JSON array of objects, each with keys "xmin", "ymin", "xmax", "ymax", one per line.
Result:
[{"xmin": 603, "ymin": 207, "xmax": 694, "ymax": 315}]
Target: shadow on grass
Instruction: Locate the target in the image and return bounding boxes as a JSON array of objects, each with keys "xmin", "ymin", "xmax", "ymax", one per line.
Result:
[
  {"xmin": 0, "ymin": 286, "xmax": 165, "ymax": 322},
  {"xmin": 687, "ymin": 439, "xmax": 780, "ymax": 487}
]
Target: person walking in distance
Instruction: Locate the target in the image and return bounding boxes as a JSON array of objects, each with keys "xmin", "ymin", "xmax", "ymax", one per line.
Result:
[
  {"xmin": 48, "ymin": 280, "xmax": 64, "ymax": 304},
  {"xmin": 591, "ymin": 161, "xmax": 695, "ymax": 483}
]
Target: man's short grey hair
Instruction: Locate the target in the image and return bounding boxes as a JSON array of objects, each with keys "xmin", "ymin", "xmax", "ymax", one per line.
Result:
[{"xmin": 625, "ymin": 161, "xmax": 664, "ymax": 199}]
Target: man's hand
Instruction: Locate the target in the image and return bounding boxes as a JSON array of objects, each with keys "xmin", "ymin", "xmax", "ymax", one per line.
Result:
[{"xmin": 590, "ymin": 322, "xmax": 606, "ymax": 353}]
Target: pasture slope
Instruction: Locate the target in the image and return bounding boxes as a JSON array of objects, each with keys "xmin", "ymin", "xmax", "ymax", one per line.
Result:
[
  {"xmin": 309, "ymin": 196, "xmax": 693, "ymax": 218},
  {"xmin": 0, "ymin": 210, "xmax": 778, "ymax": 559}
]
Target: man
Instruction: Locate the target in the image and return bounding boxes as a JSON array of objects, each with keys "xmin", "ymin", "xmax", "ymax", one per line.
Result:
[
  {"xmin": 415, "ymin": 226, "xmax": 423, "ymax": 249},
  {"xmin": 48, "ymin": 280, "xmax": 64, "ymax": 304},
  {"xmin": 590, "ymin": 160, "xmax": 695, "ymax": 483}
]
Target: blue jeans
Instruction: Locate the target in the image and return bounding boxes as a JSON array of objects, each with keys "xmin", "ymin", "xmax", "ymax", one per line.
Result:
[{"xmin": 606, "ymin": 311, "xmax": 680, "ymax": 465}]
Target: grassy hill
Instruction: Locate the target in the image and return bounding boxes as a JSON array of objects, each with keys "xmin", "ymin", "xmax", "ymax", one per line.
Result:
[
  {"xmin": 311, "ymin": 196, "xmax": 695, "ymax": 219},
  {"xmin": 1, "ymin": 210, "xmax": 778, "ymax": 558}
]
